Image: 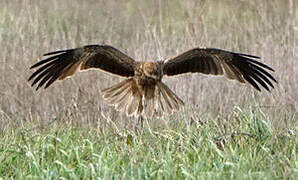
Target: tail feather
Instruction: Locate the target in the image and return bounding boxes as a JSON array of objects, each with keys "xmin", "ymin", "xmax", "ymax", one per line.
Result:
[
  {"xmin": 101, "ymin": 78, "xmax": 143, "ymax": 117},
  {"xmin": 102, "ymin": 80, "xmax": 131, "ymax": 99},
  {"xmin": 107, "ymin": 84, "xmax": 131, "ymax": 105},
  {"xmin": 159, "ymin": 82, "xmax": 184, "ymax": 111},
  {"xmin": 115, "ymin": 89, "xmax": 132, "ymax": 111},
  {"xmin": 144, "ymin": 96, "xmax": 155, "ymax": 118},
  {"xmin": 126, "ymin": 94, "xmax": 141, "ymax": 116},
  {"xmin": 158, "ymin": 85, "xmax": 174, "ymax": 113},
  {"xmin": 101, "ymin": 79, "xmax": 184, "ymax": 118},
  {"xmin": 126, "ymin": 95, "xmax": 135, "ymax": 116},
  {"xmin": 155, "ymin": 88, "xmax": 165, "ymax": 117},
  {"xmin": 143, "ymin": 85, "xmax": 155, "ymax": 118},
  {"xmin": 143, "ymin": 81, "xmax": 184, "ymax": 117}
]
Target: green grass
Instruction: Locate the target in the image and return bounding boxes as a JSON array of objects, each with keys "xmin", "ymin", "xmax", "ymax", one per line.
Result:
[{"xmin": 1, "ymin": 108, "xmax": 297, "ymax": 179}]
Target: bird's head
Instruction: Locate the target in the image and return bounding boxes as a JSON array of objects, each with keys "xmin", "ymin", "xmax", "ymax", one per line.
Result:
[{"xmin": 143, "ymin": 62, "xmax": 162, "ymax": 80}]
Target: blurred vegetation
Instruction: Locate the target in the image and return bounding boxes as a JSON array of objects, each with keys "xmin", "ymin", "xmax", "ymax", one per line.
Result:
[{"xmin": 0, "ymin": 0, "xmax": 297, "ymax": 178}]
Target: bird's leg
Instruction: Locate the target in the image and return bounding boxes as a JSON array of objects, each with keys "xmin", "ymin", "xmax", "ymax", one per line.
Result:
[
  {"xmin": 138, "ymin": 115, "xmax": 144, "ymax": 128},
  {"xmin": 134, "ymin": 115, "xmax": 144, "ymax": 133}
]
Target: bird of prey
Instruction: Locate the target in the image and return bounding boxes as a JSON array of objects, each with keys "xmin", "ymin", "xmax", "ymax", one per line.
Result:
[{"xmin": 28, "ymin": 44, "xmax": 277, "ymax": 118}]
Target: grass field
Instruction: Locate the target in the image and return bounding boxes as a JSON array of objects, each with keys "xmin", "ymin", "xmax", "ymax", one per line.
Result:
[{"xmin": 0, "ymin": 0, "xmax": 297, "ymax": 179}]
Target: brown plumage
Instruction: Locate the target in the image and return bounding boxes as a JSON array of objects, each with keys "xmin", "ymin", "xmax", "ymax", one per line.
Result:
[{"xmin": 28, "ymin": 44, "xmax": 277, "ymax": 118}]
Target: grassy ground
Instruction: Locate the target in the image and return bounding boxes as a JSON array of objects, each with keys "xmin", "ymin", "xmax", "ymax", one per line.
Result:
[
  {"xmin": 0, "ymin": 0, "xmax": 297, "ymax": 179},
  {"xmin": 1, "ymin": 108, "xmax": 297, "ymax": 179}
]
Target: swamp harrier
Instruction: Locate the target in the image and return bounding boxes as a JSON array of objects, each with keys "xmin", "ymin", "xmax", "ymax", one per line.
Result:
[{"xmin": 28, "ymin": 45, "xmax": 277, "ymax": 118}]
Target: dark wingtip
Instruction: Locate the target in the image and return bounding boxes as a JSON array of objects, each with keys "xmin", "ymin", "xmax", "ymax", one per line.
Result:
[
  {"xmin": 272, "ymin": 77, "xmax": 278, "ymax": 83},
  {"xmin": 255, "ymin": 86, "xmax": 261, "ymax": 92},
  {"xmin": 30, "ymin": 64, "xmax": 39, "ymax": 69},
  {"xmin": 210, "ymin": 48, "xmax": 260, "ymax": 59},
  {"xmin": 32, "ymin": 80, "xmax": 49, "ymax": 91},
  {"xmin": 43, "ymin": 49, "xmax": 70, "ymax": 56},
  {"xmin": 28, "ymin": 75, "xmax": 34, "ymax": 82},
  {"xmin": 236, "ymin": 53, "xmax": 276, "ymax": 73},
  {"xmin": 236, "ymin": 53, "xmax": 260, "ymax": 59},
  {"xmin": 84, "ymin": 44, "xmax": 100, "ymax": 48},
  {"xmin": 246, "ymin": 57, "xmax": 275, "ymax": 72}
]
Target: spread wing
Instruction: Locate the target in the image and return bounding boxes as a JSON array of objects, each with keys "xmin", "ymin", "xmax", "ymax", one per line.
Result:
[
  {"xmin": 28, "ymin": 44, "xmax": 137, "ymax": 90},
  {"xmin": 162, "ymin": 48, "xmax": 277, "ymax": 91}
]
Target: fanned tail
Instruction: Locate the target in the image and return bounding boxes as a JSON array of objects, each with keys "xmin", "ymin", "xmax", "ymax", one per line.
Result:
[
  {"xmin": 101, "ymin": 78, "xmax": 143, "ymax": 117},
  {"xmin": 101, "ymin": 79, "xmax": 184, "ymax": 118},
  {"xmin": 143, "ymin": 81, "xmax": 184, "ymax": 118}
]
